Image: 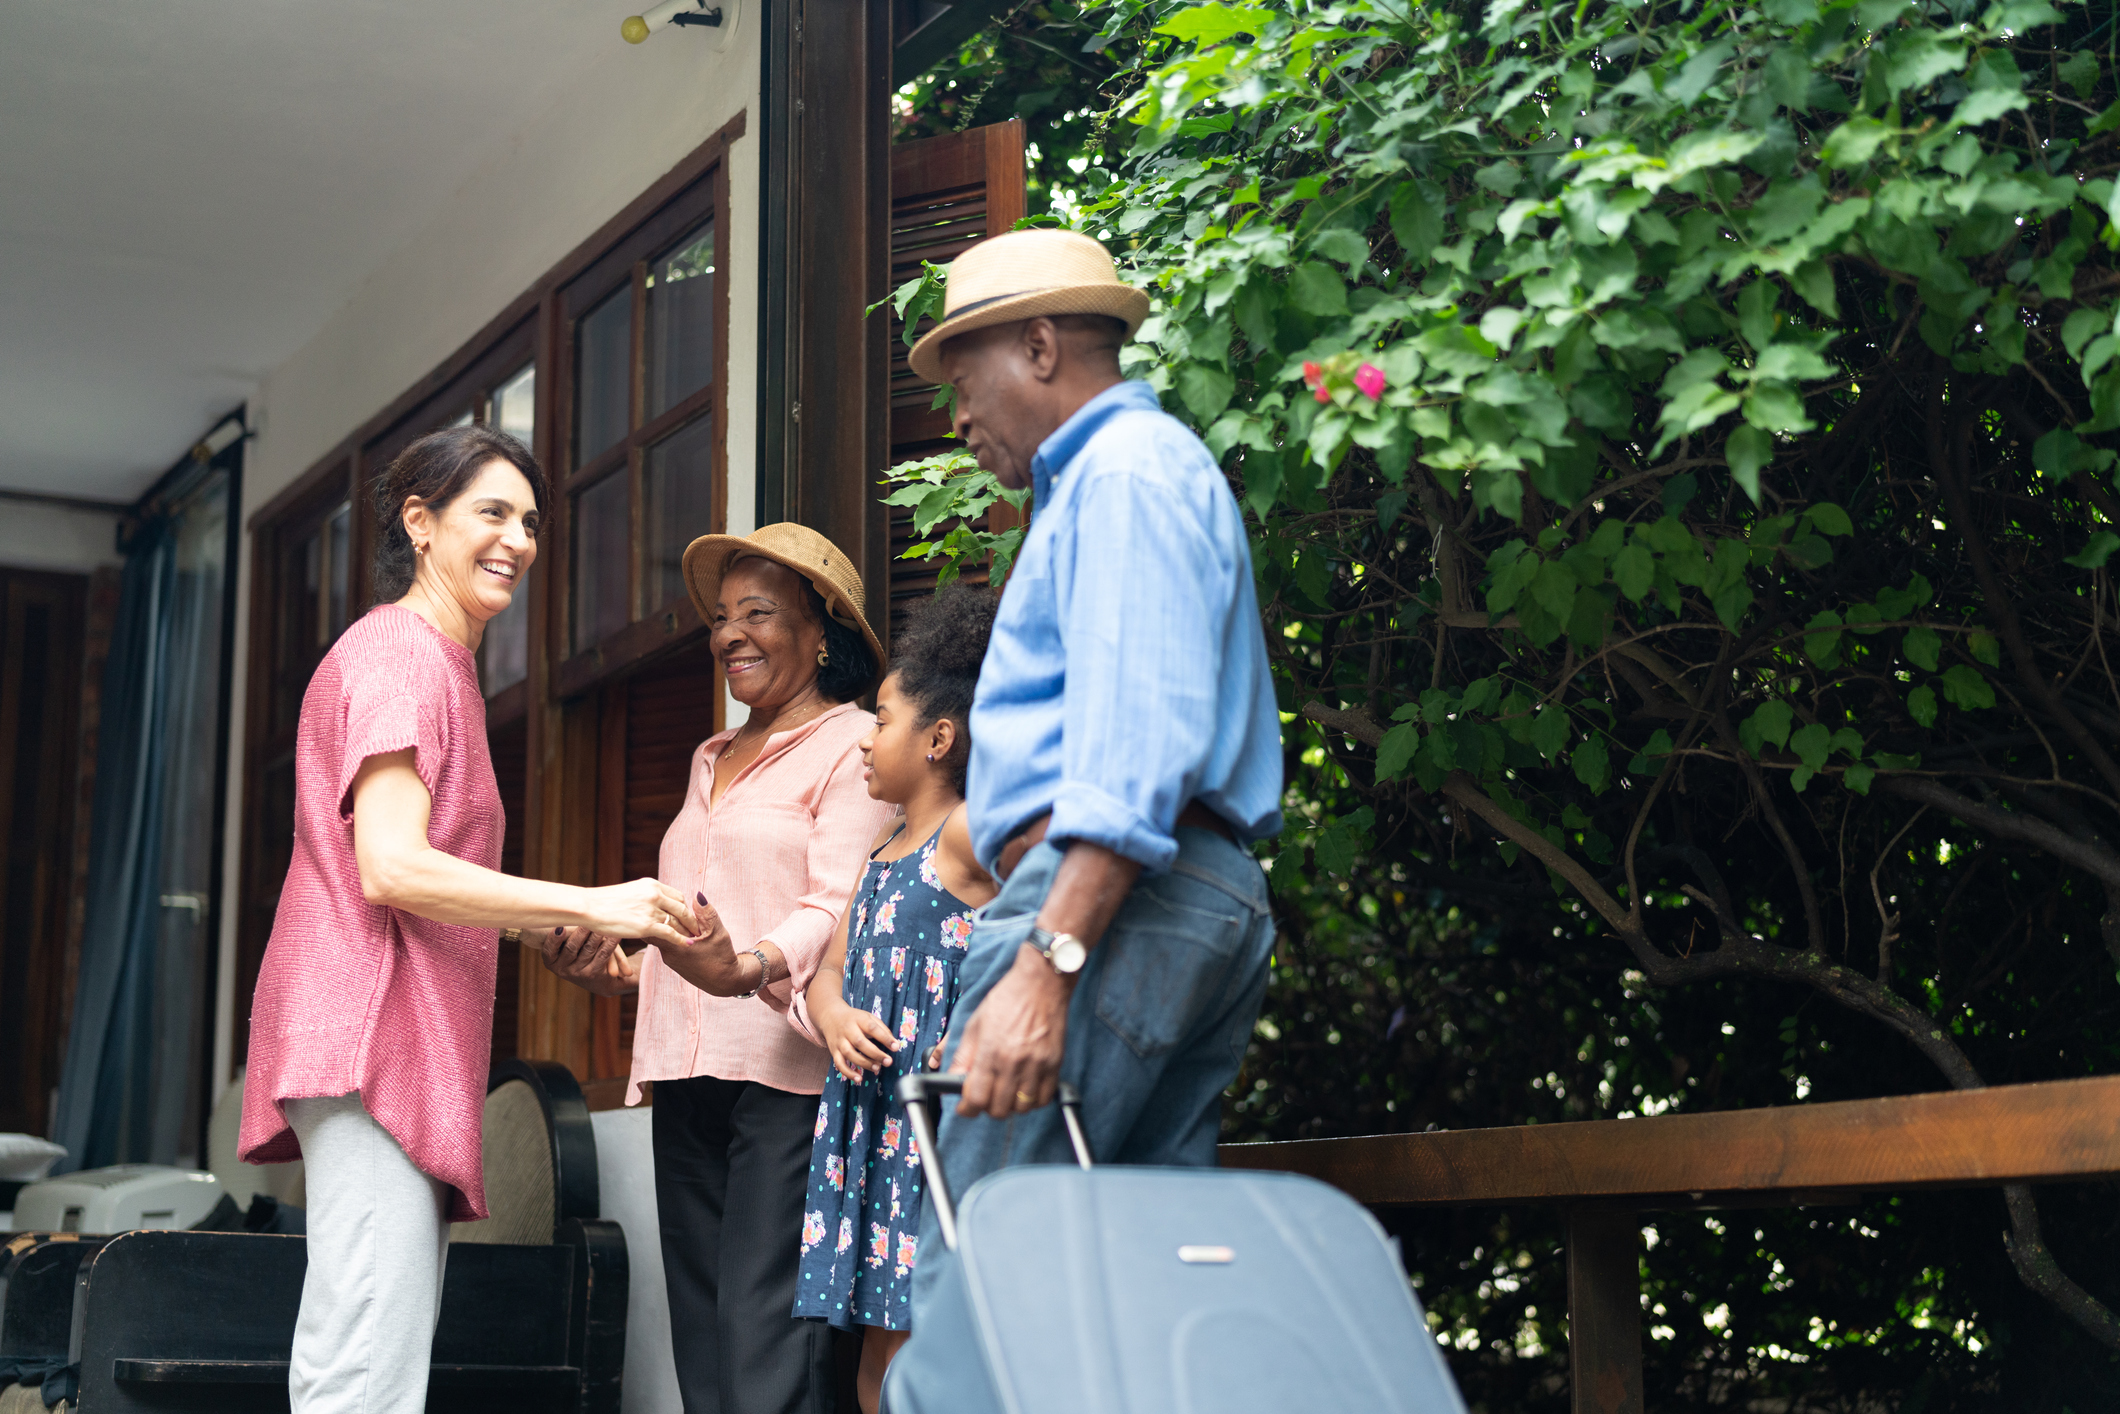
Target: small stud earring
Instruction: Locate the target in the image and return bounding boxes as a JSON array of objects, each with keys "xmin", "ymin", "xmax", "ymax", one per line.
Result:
[{"xmin": 926, "ymin": 752, "xmax": 935, "ymax": 762}]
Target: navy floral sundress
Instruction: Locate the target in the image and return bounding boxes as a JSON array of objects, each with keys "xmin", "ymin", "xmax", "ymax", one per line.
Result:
[{"xmin": 793, "ymin": 821, "xmax": 976, "ymax": 1331}]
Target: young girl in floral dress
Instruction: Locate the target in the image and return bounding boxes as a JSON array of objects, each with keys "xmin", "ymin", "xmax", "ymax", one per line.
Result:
[{"xmin": 790, "ymin": 586, "xmax": 998, "ymax": 1414}]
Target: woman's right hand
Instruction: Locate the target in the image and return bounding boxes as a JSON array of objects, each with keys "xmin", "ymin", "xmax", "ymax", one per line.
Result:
[
  {"xmin": 578, "ymin": 878, "xmax": 701, "ymax": 946},
  {"xmin": 818, "ymin": 997, "xmax": 901, "ymax": 1083},
  {"xmin": 539, "ymin": 928, "xmax": 642, "ymax": 996}
]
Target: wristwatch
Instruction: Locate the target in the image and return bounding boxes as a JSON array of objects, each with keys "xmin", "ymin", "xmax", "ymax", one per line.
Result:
[
  {"xmin": 735, "ymin": 947, "xmax": 775, "ymax": 999},
  {"xmin": 1027, "ymin": 926, "xmax": 1088, "ymax": 976}
]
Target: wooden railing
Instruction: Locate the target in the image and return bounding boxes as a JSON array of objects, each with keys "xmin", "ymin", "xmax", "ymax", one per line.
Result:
[{"xmin": 1218, "ymin": 1074, "xmax": 2120, "ymax": 1414}]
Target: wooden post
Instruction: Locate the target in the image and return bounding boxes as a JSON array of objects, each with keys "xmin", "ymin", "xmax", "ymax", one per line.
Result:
[{"xmin": 1566, "ymin": 1207, "xmax": 1643, "ymax": 1414}]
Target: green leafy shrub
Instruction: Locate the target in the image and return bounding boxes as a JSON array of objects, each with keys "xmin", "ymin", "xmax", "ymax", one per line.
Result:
[{"xmin": 889, "ymin": 0, "xmax": 2120, "ymax": 1400}]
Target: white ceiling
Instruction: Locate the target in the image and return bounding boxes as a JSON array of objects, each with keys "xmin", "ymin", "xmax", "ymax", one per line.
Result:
[{"xmin": 0, "ymin": 1, "xmax": 626, "ymax": 502}]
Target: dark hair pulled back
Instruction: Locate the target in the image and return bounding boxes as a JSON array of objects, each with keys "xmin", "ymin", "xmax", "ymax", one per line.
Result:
[
  {"xmin": 889, "ymin": 584, "xmax": 999, "ymax": 795},
  {"xmin": 803, "ymin": 583, "xmax": 880, "ymax": 704},
  {"xmin": 371, "ymin": 425, "xmax": 548, "ymax": 601}
]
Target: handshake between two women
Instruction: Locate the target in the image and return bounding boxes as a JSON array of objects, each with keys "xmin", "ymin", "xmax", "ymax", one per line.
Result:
[{"xmin": 539, "ymin": 883, "xmax": 775, "ymax": 1000}]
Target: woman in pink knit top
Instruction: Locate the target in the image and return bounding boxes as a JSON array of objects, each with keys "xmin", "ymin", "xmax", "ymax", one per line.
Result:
[{"xmin": 239, "ymin": 425, "xmax": 703, "ymax": 1414}]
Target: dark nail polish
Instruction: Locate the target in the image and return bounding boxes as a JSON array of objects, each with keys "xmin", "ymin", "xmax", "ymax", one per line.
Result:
[
  {"xmin": 552, "ymin": 927, "xmax": 564, "ymax": 936},
  {"xmin": 695, "ymin": 891, "xmax": 707, "ymax": 906}
]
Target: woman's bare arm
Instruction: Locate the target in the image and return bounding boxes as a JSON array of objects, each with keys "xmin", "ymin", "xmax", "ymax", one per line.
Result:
[{"xmin": 351, "ymin": 749, "xmax": 700, "ymax": 943}]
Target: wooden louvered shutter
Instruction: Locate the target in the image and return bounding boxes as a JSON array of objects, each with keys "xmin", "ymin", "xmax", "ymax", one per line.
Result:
[
  {"xmin": 584, "ymin": 649, "xmax": 720, "ymax": 1088},
  {"xmin": 885, "ymin": 120, "xmax": 1028, "ymax": 637}
]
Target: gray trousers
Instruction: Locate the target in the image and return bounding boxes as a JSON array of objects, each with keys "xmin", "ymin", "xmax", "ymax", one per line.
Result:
[{"xmin": 285, "ymin": 1093, "xmax": 451, "ymax": 1414}]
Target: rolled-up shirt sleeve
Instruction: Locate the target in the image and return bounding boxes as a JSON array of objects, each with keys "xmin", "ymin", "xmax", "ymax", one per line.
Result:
[
  {"xmin": 1047, "ymin": 468, "xmax": 1226, "ymax": 873},
  {"xmin": 757, "ymin": 743, "xmax": 897, "ymax": 1015}
]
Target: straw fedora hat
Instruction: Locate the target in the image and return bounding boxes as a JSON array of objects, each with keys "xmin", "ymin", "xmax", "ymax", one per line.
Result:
[
  {"xmin": 906, "ymin": 230, "xmax": 1150, "ymax": 384},
  {"xmin": 681, "ymin": 524, "xmax": 885, "ymax": 693}
]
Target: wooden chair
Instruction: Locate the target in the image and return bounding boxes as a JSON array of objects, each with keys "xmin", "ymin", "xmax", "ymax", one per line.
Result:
[
  {"xmin": 1220, "ymin": 1074, "xmax": 2120, "ymax": 1414},
  {"xmin": 55, "ymin": 1061, "xmax": 626, "ymax": 1414}
]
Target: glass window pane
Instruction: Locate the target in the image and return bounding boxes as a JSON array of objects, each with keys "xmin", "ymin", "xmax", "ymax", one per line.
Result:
[
  {"xmin": 492, "ymin": 362, "xmax": 536, "ymax": 449},
  {"xmin": 482, "ymin": 567, "xmax": 531, "ymax": 695},
  {"xmin": 326, "ymin": 503, "xmax": 350, "ymax": 638},
  {"xmin": 571, "ymin": 472, "xmax": 631, "ymax": 653},
  {"xmin": 575, "ymin": 288, "xmax": 632, "ymax": 465},
  {"xmin": 644, "ymin": 413, "xmax": 716, "ymax": 612},
  {"xmin": 644, "ymin": 221, "xmax": 715, "ymax": 423},
  {"xmin": 447, "ymin": 409, "xmax": 475, "ymax": 429}
]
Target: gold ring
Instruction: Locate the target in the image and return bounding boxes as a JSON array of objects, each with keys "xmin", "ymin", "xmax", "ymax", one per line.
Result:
[{"xmin": 1015, "ymin": 1090, "xmax": 1034, "ymax": 1106}]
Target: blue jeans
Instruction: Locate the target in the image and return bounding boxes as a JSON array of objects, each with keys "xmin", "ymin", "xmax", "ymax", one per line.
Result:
[{"xmin": 910, "ymin": 825, "xmax": 1276, "ymax": 1313}]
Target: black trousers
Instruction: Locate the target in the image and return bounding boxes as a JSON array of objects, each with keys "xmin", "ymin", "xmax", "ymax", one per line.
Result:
[{"xmin": 654, "ymin": 1074, "xmax": 837, "ymax": 1414}]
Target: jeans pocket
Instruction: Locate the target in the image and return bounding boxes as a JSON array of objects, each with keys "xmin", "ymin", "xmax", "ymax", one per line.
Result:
[{"xmin": 1091, "ymin": 888, "xmax": 1248, "ymax": 1060}]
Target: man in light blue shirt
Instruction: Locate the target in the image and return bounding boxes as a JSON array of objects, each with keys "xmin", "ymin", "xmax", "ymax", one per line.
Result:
[{"xmin": 900, "ymin": 229, "xmax": 1283, "ymax": 1311}]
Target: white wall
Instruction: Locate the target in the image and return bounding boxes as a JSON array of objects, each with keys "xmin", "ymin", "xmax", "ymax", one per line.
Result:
[
  {"xmin": 212, "ymin": 10, "xmax": 763, "ymax": 1097},
  {"xmin": 0, "ymin": 500, "xmax": 122, "ymax": 573}
]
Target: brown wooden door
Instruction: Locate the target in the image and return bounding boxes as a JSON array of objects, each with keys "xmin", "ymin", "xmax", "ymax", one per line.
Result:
[
  {"xmin": 885, "ymin": 120, "xmax": 1028, "ymax": 634},
  {"xmin": 0, "ymin": 568, "xmax": 89, "ymax": 1137}
]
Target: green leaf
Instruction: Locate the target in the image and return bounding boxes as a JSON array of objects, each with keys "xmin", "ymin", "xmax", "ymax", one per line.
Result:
[
  {"xmin": 1939, "ymin": 663, "xmax": 1995, "ymax": 710},
  {"xmin": 1789, "ymin": 262, "xmax": 1839, "ymax": 318},
  {"xmin": 1875, "ymin": 573, "xmax": 1934, "ymax": 618},
  {"xmin": 1311, "ymin": 227, "xmax": 1369, "ymax": 269},
  {"xmin": 2062, "ymin": 308, "xmax": 2107, "ymax": 362},
  {"xmin": 1313, "ymin": 826, "xmax": 1357, "ymax": 877},
  {"xmin": 1968, "ymin": 630, "xmax": 2001, "ymax": 667},
  {"xmin": 2068, "ymin": 530, "xmax": 2120, "ymax": 569},
  {"xmin": 1903, "ymin": 625, "xmax": 1943, "ymax": 671},
  {"xmin": 1726, "ymin": 425, "xmax": 1772, "ymax": 504},
  {"xmin": 1530, "ymin": 560, "xmax": 1578, "ymax": 622},
  {"xmin": 1289, "ymin": 262, "xmax": 1349, "ymax": 316},
  {"xmin": 1155, "ymin": 4, "xmax": 1275, "ymax": 43},
  {"xmin": 1804, "ymin": 609, "xmax": 1845, "ymax": 665},
  {"xmin": 1390, "ymin": 182, "xmax": 1445, "ymax": 261},
  {"xmin": 1952, "ymin": 88, "xmax": 2031, "ymax": 127},
  {"xmin": 1611, "ymin": 542, "xmax": 1655, "ymax": 601},
  {"xmin": 1748, "ymin": 699, "xmax": 1796, "ymax": 751},
  {"xmin": 1820, "ymin": 116, "xmax": 1895, "ymax": 169},
  {"xmin": 1571, "ymin": 734, "xmax": 1611, "ymax": 794},
  {"xmin": 1908, "ymin": 684, "xmax": 1940, "ymax": 727},
  {"xmin": 1791, "ymin": 722, "xmax": 1832, "ymax": 770},
  {"xmin": 1530, "ymin": 704, "xmax": 1570, "ymax": 760},
  {"xmin": 1176, "ymin": 363, "xmax": 1236, "ymax": 422},
  {"xmin": 1804, "ymin": 502, "xmax": 1855, "ymax": 536},
  {"xmin": 1844, "ymin": 762, "xmax": 1877, "ymax": 794},
  {"xmin": 1375, "ymin": 722, "xmax": 1422, "ymax": 781}
]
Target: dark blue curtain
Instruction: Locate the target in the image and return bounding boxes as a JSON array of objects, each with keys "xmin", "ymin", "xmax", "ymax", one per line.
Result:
[{"xmin": 52, "ymin": 464, "xmax": 229, "ymax": 1171}]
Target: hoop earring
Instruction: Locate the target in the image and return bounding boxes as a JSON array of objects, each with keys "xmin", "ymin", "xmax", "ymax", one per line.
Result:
[{"xmin": 816, "ymin": 646, "xmax": 829, "ymax": 667}]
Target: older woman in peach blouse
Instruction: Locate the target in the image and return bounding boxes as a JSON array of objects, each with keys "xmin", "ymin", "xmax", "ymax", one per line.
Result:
[{"xmin": 541, "ymin": 524, "xmax": 895, "ymax": 1413}]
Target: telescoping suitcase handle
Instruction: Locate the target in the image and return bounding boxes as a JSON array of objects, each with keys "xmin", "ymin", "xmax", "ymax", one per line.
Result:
[{"xmin": 896, "ymin": 1072, "xmax": 1091, "ymax": 1251}]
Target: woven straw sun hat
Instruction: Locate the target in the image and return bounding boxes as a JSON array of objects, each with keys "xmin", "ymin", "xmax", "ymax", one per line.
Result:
[
  {"xmin": 682, "ymin": 523, "xmax": 885, "ymax": 694},
  {"xmin": 906, "ymin": 229, "xmax": 1151, "ymax": 384}
]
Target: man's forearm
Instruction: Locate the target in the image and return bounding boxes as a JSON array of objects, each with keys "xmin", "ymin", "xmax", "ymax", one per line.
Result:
[{"xmin": 1035, "ymin": 841, "xmax": 1143, "ymax": 952}]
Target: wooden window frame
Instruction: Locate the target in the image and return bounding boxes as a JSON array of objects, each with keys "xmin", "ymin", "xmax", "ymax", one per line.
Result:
[{"xmin": 553, "ymin": 159, "xmax": 733, "ymax": 701}]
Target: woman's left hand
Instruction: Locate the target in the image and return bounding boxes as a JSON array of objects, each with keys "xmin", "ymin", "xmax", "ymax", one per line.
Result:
[{"xmin": 649, "ymin": 894, "xmax": 770, "ymax": 996}]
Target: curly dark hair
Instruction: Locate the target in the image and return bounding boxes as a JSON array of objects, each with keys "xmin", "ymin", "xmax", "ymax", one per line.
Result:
[
  {"xmin": 889, "ymin": 584, "xmax": 999, "ymax": 794},
  {"xmin": 372, "ymin": 425, "xmax": 546, "ymax": 601},
  {"xmin": 803, "ymin": 583, "xmax": 881, "ymax": 703}
]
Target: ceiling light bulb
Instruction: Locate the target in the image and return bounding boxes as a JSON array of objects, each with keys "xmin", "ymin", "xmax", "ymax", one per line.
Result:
[{"xmin": 621, "ymin": 13, "xmax": 651, "ymax": 41}]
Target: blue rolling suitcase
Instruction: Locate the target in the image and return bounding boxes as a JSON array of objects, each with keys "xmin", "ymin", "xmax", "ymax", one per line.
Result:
[{"xmin": 884, "ymin": 1074, "xmax": 1467, "ymax": 1414}]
